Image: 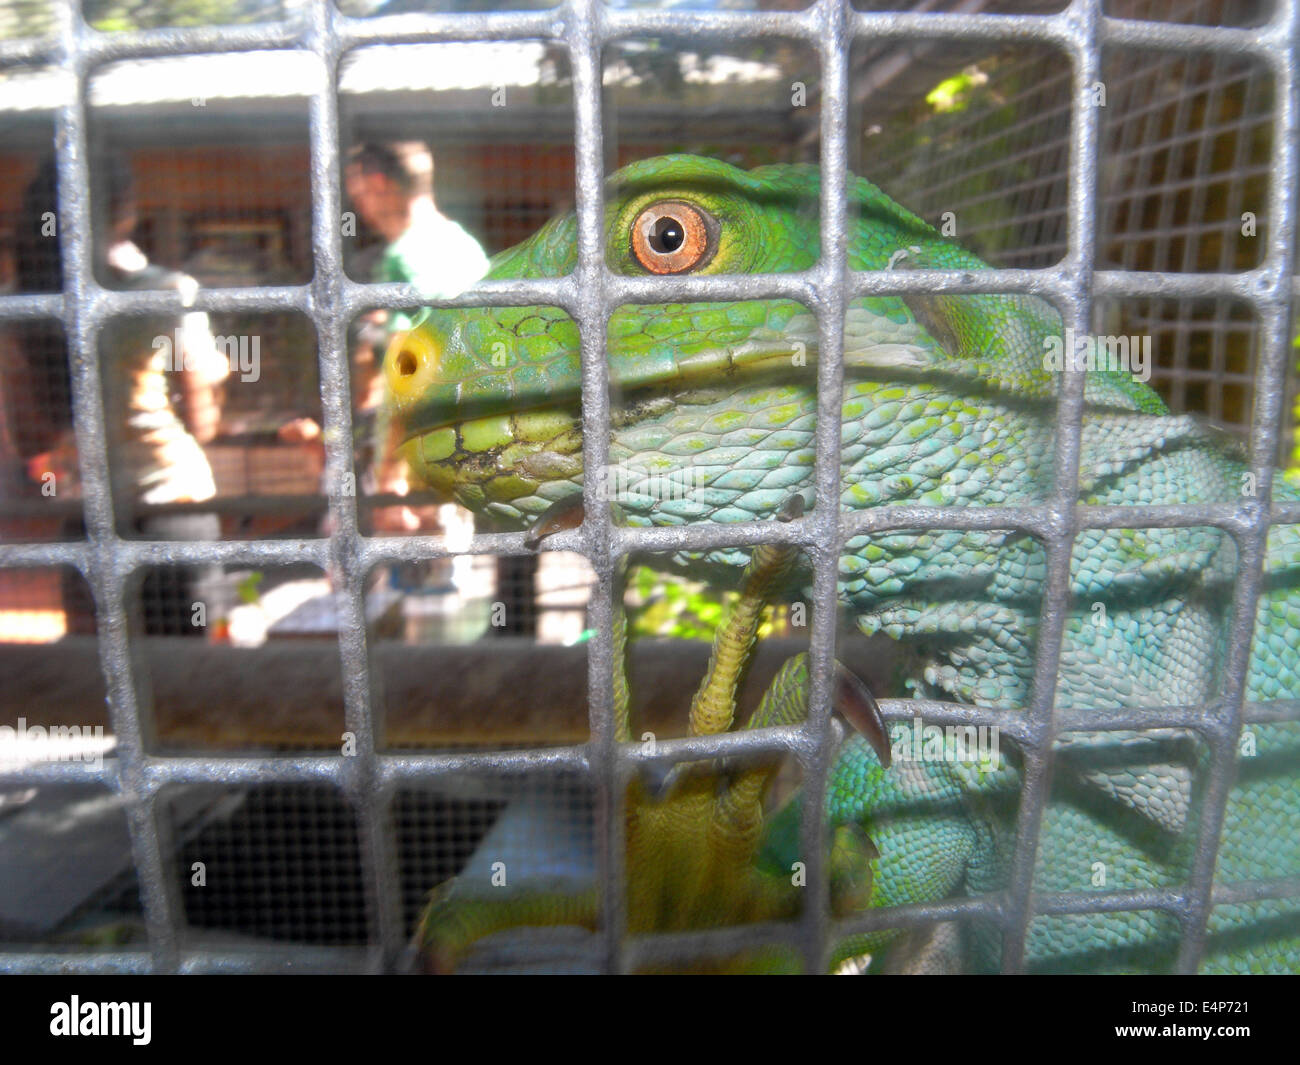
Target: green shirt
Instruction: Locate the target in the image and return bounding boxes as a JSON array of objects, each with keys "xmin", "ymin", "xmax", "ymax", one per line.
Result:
[{"xmin": 377, "ymin": 203, "xmax": 490, "ymax": 334}]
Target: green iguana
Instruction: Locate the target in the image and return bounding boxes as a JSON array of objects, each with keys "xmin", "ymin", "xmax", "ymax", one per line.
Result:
[{"xmin": 383, "ymin": 154, "xmax": 1300, "ymax": 973}]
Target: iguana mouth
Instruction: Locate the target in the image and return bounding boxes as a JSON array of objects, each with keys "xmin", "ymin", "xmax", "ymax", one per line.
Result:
[
  {"xmin": 403, "ymin": 406, "xmax": 581, "ymax": 470},
  {"xmin": 398, "ymin": 402, "xmax": 572, "ymax": 450},
  {"xmin": 384, "ymin": 301, "xmax": 838, "ymax": 449},
  {"xmin": 396, "ymin": 386, "xmax": 686, "ymax": 453},
  {"xmin": 393, "ymin": 372, "xmax": 795, "ymax": 522}
]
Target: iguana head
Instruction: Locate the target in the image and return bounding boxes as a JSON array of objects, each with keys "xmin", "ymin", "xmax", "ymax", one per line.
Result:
[
  {"xmin": 383, "ymin": 153, "xmax": 1164, "ymax": 537},
  {"xmin": 383, "ymin": 155, "xmax": 948, "ymax": 529}
]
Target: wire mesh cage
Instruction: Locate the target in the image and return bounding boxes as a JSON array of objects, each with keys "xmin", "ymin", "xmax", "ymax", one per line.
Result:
[{"xmin": 0, "ymin": 0, "xmax": 1297, "ymax": 974}]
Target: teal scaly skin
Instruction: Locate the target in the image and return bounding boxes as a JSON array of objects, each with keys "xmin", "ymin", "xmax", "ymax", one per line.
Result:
[{"xmin": 383, "ymin": 154, "xmax": 1300, "ymax": 973}]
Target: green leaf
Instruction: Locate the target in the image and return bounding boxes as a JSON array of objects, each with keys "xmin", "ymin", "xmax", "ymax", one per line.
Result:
[{"xmin": 236, "ymin": 571, "xmax": 264, "ymax": 605}]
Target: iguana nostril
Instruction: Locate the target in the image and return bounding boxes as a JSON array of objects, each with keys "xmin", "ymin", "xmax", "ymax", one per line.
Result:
[{"xmin": 384, "ymin": 328, "xmax": 441, "ymax": 401}]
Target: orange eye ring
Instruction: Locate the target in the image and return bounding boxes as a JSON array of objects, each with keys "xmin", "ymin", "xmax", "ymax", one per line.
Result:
[{"xmin": 630, "ymin": 201, "xmax": 716, "ymax": 275}]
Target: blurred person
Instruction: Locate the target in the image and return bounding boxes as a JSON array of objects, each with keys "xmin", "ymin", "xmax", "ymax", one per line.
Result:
[
  {"xmin": 343, "ymin": 140, "xmax": 490, "ymax": 326},
  {"xmin": 342, "ymin": 142, "xmax": 488, "ymax": 527},
  {"xmin": 343, "ymin": 142, "xmax": 536, "ymax": 619},
  {"xmin": 18, "ymin": 154, "xmax": 229, "ymax": 634},
  {"xmin": 279, "ymin": 141, "xmax": 489, "ymax": 539}
]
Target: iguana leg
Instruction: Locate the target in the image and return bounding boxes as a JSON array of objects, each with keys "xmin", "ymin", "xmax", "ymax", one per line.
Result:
[
  {"xmin": 419, "ymin": 494, "xmax": 890, "ymax": 972},
  {"xmin": 631, "ymin": 496, "xmax": 894, "ymax": 961},
  {"xmin": 625, "ymin": 497, "xmax": 809, "ymax": 939},
  {"xmin": 724, "ymin": 653, "xmax": 886, "ymax": 933},
  {"xmin": 416, "ymin": 882, "xmax": 599, "ymax": 974},
  {"xmin": 689, "ymin": 494, "xmax": 805, "ymax": 736}
]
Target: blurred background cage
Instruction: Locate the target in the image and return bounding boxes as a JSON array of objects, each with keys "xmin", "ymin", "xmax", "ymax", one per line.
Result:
[{"xmin": 0, "ymin": 0, "xmax": 1295, "ymax": 971}]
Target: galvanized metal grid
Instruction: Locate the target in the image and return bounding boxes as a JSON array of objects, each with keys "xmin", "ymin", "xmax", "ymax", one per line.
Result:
[
  {"xmin": 863, "ymin": 5, "xmax": 1288, "ymax": 451},
  {"xmin": 0, "ymin": 0, "xmax": 1297, "ymax": 974}
]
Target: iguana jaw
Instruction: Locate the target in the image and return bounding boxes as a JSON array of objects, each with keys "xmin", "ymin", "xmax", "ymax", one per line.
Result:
[
  {"xmin": 384, "ymin": 305, "xmax": 946, "ymax": 524},
  {"xmin": 385, "ymin": 302, "xmax": 940, "ymax": 446},
  {"xmin": 385, "ymin": 310, "xmax": 820, "ymax": 434},
  {"xmin": 384, "ymin": 311, "xmax": 815, "ymax": 517}
]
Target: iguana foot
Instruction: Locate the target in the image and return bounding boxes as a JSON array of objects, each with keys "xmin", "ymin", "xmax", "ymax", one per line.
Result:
[{"xmin": 416, "ymin": 494, "xmax": 892, "ymax": 972}]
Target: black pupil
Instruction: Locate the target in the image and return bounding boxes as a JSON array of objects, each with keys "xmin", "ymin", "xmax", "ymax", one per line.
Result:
[{"xmin": 650, "ymin": 216, "xmax": 685, "ymax": 254}]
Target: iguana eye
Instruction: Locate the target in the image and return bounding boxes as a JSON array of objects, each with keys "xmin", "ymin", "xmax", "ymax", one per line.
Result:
[{"xmin": 630, "ymin": 200, "xmax": 716, "ymax": 274}]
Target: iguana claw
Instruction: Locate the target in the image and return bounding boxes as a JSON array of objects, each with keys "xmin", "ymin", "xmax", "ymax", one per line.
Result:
[
  {"xmin": 524, "ymin": 493, "xmax": 587, "ymax": 546},
  {"xmin": 833, "ymin": 664, "xmax": 891, "ymax": 768}
]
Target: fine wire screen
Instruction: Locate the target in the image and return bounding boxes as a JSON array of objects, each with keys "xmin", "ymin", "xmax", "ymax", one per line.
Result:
[{"xmin": 0, "ymin": 0, "xmax": 1297, "ymax": 975}]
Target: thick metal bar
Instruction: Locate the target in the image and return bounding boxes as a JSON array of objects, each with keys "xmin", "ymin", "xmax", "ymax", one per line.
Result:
[
  {"xmin": 0, "ymin": 293, "xmax": 65, "ymax": 319},
  {"xmin": 1172, "ymin": 0, "xmax": 1300, "ymax": 975},
  {"xmin": 9, "ymin": 499, "xmax": 1285, "ymax": 575},
  {"xmin": 566, "ymin": 0, "xmax": 625, "ymax": 974},
  {"xmin": 8, "ymin": 4, "xmax": 1279, "ymax": 71},
  {"xmin": 9, "ymin": 692, "xmax": 1299, "ymax": 793},
  {"xmin": 0, "ymin": 945, "xmax": 381, "ymax": 974},
  {"xmin": 790, "ymin": 0, "xmax": 853, "ymax": 974},
  {"xmin": 2, "ymin": 500, "xmax": 1289, "ymax": 571},
  {"xmin": 994, "ymin": 0, "xmax": 1103, "ymax": 974},
  {"xmin": 12, "ymin": 690, "xmax": 1300, "ymax": 790},
  {"xmin": 835, "ymin": 889, "xmax": 1171, "ymax": 941},
  {"xmin": 3, "ymin": 264, "xmax": 1275, "ymax": 326},
  {"xmin": 302, "ymin": 0, "xmax": 405, "ymax": 972},
  {"xmin": 0, "ymin": 538, "xmax": 325, "ymax": 568},
  {"xmin": 0, "ymin": 34, "xmax": 57, "ymax": 68},
  {"xmin": 37, "ymin": 0, "xmax": 186, "ymax": 973}
]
